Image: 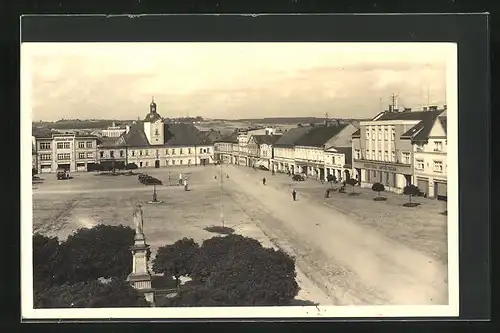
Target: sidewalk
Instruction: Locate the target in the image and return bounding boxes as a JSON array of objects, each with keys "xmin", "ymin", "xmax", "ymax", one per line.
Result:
[{"xmin": 234, "ymin": 165, "xmax": 448, "ymax": 264}]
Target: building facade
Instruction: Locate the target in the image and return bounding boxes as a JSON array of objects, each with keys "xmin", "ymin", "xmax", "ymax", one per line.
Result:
[
  {"xmin": 214, "ymin": 134, "xmax": 238, "ymax": 164},
  {"xmin": 272, "ymin": 127, "xmax": 312, "ymax": 174},
  {"xmin": 246, "ymin": 134, "xmax": 281, "ymax": 168},
  {"xmin": 413, "ymin": 114, "xmax": 447, "ymax": 199},
  {"xmin": 352, "ymin": 106, "xmax": 446, "ymax": 194},
  {"xmin": 101, "ymin": 122, "xmax": 127, "ymax": 138},
  {"xmin": 34, "ymin": 132, "xmax": 99, "ymax": 173}
]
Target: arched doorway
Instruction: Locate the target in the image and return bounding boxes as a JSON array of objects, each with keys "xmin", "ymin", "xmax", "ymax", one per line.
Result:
[
  {"xmin": 155, "ymin": 160, "xmax": 160, "ymax": 168},
  {"xmin": 344, "ymin": 169, "xmax": 351, "ymax": 180}
]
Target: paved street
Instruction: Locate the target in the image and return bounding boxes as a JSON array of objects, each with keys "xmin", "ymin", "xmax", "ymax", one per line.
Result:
[{"xmin": 32, "ymin": 164, "xmax": 448, "ymax": 306}]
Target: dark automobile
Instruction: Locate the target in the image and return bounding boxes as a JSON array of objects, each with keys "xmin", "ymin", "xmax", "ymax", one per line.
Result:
[
  {"xmin": 258, "ymin": 165, "xmax": 269, "ymax": 171},
  {"xmin": 138, "ymin": 173, "xmax": 162, "ymax": 185},
  {"xmin": 292, "ymin": 174, "xmax": 305, "ymax": 181}
]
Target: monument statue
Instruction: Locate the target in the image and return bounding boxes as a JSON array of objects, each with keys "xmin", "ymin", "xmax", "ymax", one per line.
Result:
[{"xmin": 133, "ymin": 203, "xmax": 144, "ymax": 235}]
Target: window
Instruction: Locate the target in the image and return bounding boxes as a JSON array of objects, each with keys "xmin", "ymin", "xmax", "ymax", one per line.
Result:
[
  {"xmin": 172, "ymin": 160, "xmax": 176, "ymax": 165},
  {"xmin": 371, "ymin": 128, "xmax": 375, "ymax": 139},
  {"xmin": 180, "ymin": 148, "xmax": 183, "ymax": 155},
  {"xmin": 172, "ymin": 149, "xmax": 176, "ymax": 155},
  {"xmin": 378, "ymin": 150, "xmax": 382, "ymax": 161},
  {"xmin": 78, "ymin": 152, "xmax": 85, "ymax": 159},
  {"xmin": 332, "ymin": 157, "xmax": 335, "ymax": 165},
  {"xmin": 110, "ymin": 151, "xmax": 115, "ymax": 158},
  {"xmin": 78, "ymin": 142, "xmax": 85, "ymax": 148},
  {"xmin": 140, "ymin": 162, "xmax": 143, "ymax": 167},
  {"xmin": 372, "ymin": 150, "xmax": 375, "ymax": 160},
  {"xmin": 207, "ymin": 148, "xmax": 210, "ymax": 153},
  {"xmin": 100, "ymin": 151, "xmax": 104, "ymax": 158},
  {"xmin": 384, "ymin": 151, "xmax": 389, "ymax": 161},
  {"xmin": 165, "ymin": 149, "xmax": 169, "ymax": 155},
  {"xmin": 188, "ymin": 159, "xmax": 192, "ymax": 165},
  {"xmin": 86, "ymin": 141, "xmax": 93, "ymax": 148},
  {"xmin": 200, "ymin": 148, "xmax": 203, "ymax": 153},
  {"xmin": 156, "ymin": 149, "xmax": 159, "ymax": 156},
  {"xmin": 365, "ymin": 129, "xmax": 370, "ymax": 139},
  {"xmin": 57, "ymin": 153, "xmax": 70, "ymax": 160},
  {"xmin": 145, "ymin": 161, "xmax": 149, "ymax": 167},
  {"xmin": 391, "ymin": 151, "xmax": 396, "ymax": 162},
  {"xmin": 155, "ymin": 128, "xmax": 159, "ymax": 135},
  {"xmin": 86, "ymin": 152, "xmax": 93, "ymax": 158},
  {"xmin": 180, "ymin": 160, "xmax": 183, "ymax": 165},
  {"xmin": 384, "ymin": 128, "xmax": 388, "ymax": 140},
  {"xmin": 433, "ymin": 160, "xmax": 443, "ymax": 172},
  {"xmin": 145, "ymin": 150, "xmax": 149, "ymax": 156},
  {"xmin": 402, "ymin": 152, "xmax": 411, "ymax": 164},
  {"xmin": 188, "ymin": 148, "xmax": 192, "ymax": 154},
  {"xmin": 416, "ymin": 159, "xmax": 425, "ymax": 170},
  {"xmin": 40, "ymin": 142, "xmax": 51, "ymax": 150},
  {"xmin": 40, "ymin": 154, "xmax": 51, "ymax": 161},
  {"xmin": 139, "ymin": 150, "xmax": 143, "ymax": 156},
  {"xmin": 377, "ymin": 128, "xmax": 382, "ymax": 140},
  {"xmin": 365, "ymin": 149, "xmax": 370, "ymax": 159},
  {"xmin": 434, "ymin": 141, "xmax": 443, "ymax": 152},
  {"xmin": 57, "ymin": 142, "xmax": 70, "ymax": 149},
  {"xmin": 131, "ymin": 150, "xmax": 135, "ymax": 156},
  {"xmin": 354, "ymin": 149, "xmax": 360, "ymax": 159},
  {"xmin": 120, "ymin": 150, "xmax": 124, "ymax": 157},
  {"xmin": 391, "ymin": 128, "xmax": 395, "ymax": 140}
]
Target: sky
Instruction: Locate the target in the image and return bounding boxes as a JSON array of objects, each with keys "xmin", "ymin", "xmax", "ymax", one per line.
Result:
[{"xmin": 22, "ymin": 42, "xmax": 454, "ymax": 121}]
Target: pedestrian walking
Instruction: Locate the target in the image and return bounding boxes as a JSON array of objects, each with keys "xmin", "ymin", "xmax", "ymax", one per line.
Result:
[
  {"xmin": 262, "ymin": 177, "xmax": 266, "ymax": 185},
  {"xmin": 292, "ymin": 189, "xmax": 297, "ymax": 201}
]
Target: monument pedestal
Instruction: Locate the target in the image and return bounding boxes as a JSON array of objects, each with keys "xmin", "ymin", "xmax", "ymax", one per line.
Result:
[{"xmin": 127, "ymin": 232, "xmax": 154, "ymax": 304}]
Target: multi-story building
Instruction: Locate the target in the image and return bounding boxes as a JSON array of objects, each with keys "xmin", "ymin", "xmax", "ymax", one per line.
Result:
[
  {"xmin": 294, "ymin": 124, "xmax": 349, "ymax": 180},
  {"xmin": 236, "ymin": 133, "xmax": 250, "ymax": 166},
  {"xmin": 98, "ymin": 137, "xmax": 129, "ymax": 167},
  {"xmin": 352, "ymin": 106, "xmax": 446, "ymax": 194},
  {"xmin": 34, "ymin": 131, "xmax": 99, "ymax": 173},
  {"xmin": 246, "ymin": 134, "xmax": 282, "ymax": 169},
  {"xmin": 101, "ymin": 122, "xmax": 127, "ymax": 138},
  {"xmin": 413, "ymin": 112, "xmax": 447, "ymax": 199},
  {"xmin": 214, "ymin": 134, "xmax": 238, "ymax": 164},
  {"xmin": 103, "ymin": 99, "xmax": 214, "ymax": 169},
  {"xmin": 323, "ymin": 122, "xmax": 359, "ymax": 181},
  {"xmin": 272, "ymin": 126, "xmax": 312, "ymax": 174},
  {"xmin": 32, "ymin": 144, "xmax": 37, "ymax": 170}
]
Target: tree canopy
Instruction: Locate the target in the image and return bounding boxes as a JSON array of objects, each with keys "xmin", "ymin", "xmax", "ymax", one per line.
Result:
[
  {"xmin": 157, "ymin": 234, "xmax": 299, "ymax": 307},
  {"xmin": 34, "ymin": 278, "xmax": 150, "ymax": 308}
]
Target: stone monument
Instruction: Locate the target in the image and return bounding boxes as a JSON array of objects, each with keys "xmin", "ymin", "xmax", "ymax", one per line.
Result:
[{"xmin": 127, "ymin": 203, "xmax": 155, "ymax": 304}]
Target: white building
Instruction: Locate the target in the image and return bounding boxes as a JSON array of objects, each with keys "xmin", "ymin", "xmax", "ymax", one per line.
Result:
[
  {"xmin": 101, "ymin": 122, "xmax": 127, "ymax": 138},
  {"xmin": 272, "ymin": 126, "xmax": 312, "ymax": 174},
  {"xmin": 413, "ymin": 113, "xmax": 447, "ymax": 199}
]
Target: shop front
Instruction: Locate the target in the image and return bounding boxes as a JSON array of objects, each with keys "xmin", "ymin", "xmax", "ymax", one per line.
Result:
[
  {"xmin": 434, "ymin": 179, "xmax": 448, "ymax": 201},
  {"xmin": 353, "ymin": 160, "xmax": 413, "ymax": 194}
]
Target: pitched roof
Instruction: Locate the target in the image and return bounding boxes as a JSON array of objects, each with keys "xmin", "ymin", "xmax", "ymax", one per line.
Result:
[
  {"xmin": 121, "ymin": 123, "xmax": 150, "ymax": 147},
  {"xmin": 164, "ymin": 123, "xmax": 212, "ymax": 146},
  {"xmin": 295, "ymin": 124, "xmax": 348, "ymax": 147},
  {"xmin": 98, "ymin": 136, "xmax": 123, "ymax": 148},
  {"xmin": 351, "ymin": 128, "xmax": 361, "ymax": 137},
  {"xmin": 439, "ymin": 116, "xmax": 447, "ymax": 134},
  {"xmin": 375, "ymin": 110, "xmax": 443, "ymax": 121},
  {"xmin": 273, "ymin": 127, "xmax": 311, "ymax": 147},
  {"xmin": 214, "ymin": 133, "xmax": 238, "ymax": 143},
  {"xmin": 400, "ymin": 110, "xmax": 445, "ymax": 142},
  {"xmin": 251, "ymin": 134, "xmax": 282, "ymax": 145},
  {"xmin": 119, "ymin": 122, "xmax": 212, "ymax": 147}
]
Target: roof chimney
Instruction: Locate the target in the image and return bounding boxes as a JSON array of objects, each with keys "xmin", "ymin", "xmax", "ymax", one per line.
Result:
[
  {"xmin": 443, "ymin": 104, "xmax": 447, "ymax": 110},
  {"xmin": 429, "ymin": 105, "xmax": 438, "ymax": 111}
]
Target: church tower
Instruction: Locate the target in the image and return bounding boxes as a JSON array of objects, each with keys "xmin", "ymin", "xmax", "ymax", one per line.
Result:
[{"xmin": 143, "ymin": 96, "xmax": 165, "ymax": 145}]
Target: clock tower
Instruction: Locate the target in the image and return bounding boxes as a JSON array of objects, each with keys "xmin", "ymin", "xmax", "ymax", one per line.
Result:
[{"xmin": 143, "ymin": 97, "xmax": 165, "ymax": 146}]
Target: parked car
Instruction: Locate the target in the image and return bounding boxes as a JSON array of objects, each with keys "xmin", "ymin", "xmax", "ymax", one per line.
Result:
[
  {"xmin": 56, "ymin": 168, "xmax": 70, "ymax": 180},
  {"xmin": 292, "ymin": 174, "xmax": 305, "ymax": 181},
  {"xmin": 258, "ymin": 165, "xmax": 269, "ymax": 171}
]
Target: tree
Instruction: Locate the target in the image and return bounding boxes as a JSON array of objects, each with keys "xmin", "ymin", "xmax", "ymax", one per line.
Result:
[
  {"xmin": 326, "ymin": 174, "xmax": 336, "ymax": 188},
  {"xmin": 60, "ymin": 224, "xmax": 136, "ymax": 284},
  {"xmin": 371, "ymin": 182, "xmax": 385, "ymax": 197},
  {"xmin": 152, "ymin": 238, "xmax": 200, "ymax": 291},
  {"xmin": 33, "ymin": 234, "xmax": 64, "ymax": 293},
  {"xmin": 157, "ymin": 285, "xmax": 237, "ymax": 307},
  {"xmin": 346, "ymin": 178, "xmax": 358, "ymax": 193},
  {"xmin": 34, "ymin": 278, "xmax": 150, "ymax": 308},
  {"xmin": 185, "ymin": 234, "xmax": 299, "ymax": 306},
  {"xmin": 403, "ymin": 184, "xmax": 420, "ymax": 204}
]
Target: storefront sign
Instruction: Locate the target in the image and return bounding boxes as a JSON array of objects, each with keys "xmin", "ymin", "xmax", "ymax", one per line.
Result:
[{"xmin": 354, "ymin": 160, "xmax": 412, "ymax": 174}]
